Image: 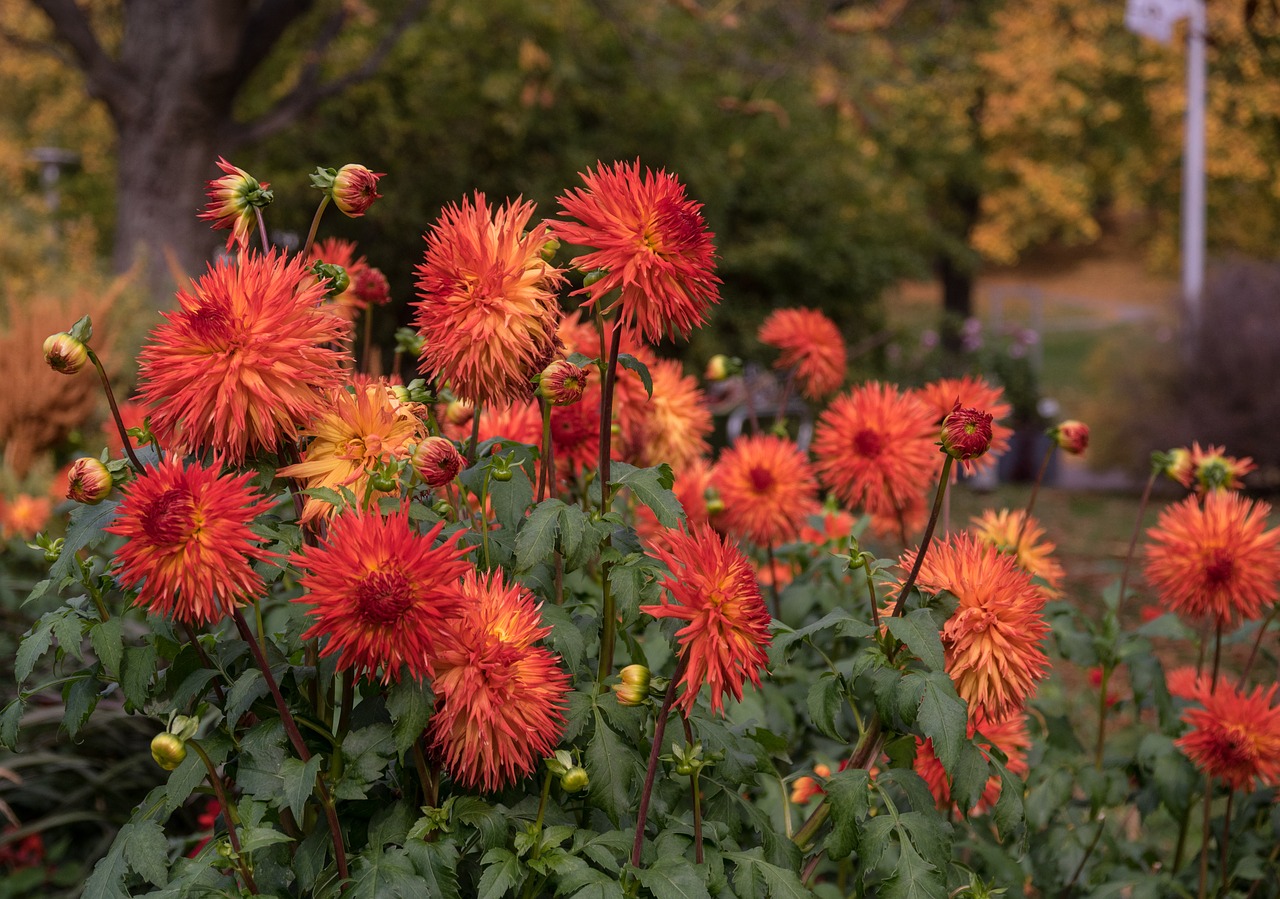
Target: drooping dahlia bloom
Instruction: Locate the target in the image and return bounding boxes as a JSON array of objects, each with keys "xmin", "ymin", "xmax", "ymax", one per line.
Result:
[
  {"xmin": 108, "ymin": 456, "xmax": 275, "ymax": 626},
  {"xmin": 1143, "ymin": 491, "xmax": 1280, "ymax": 626},
  {"xmin": 1176, "ymin": 681, "xmax": 1280, "ymax": 790},
  {"xmin": 914, "ymin": 376, "xmax": 1012, "ymax": 476},
  {"xmin": 897, "ymin": 534, "xmax": 1049, "ymax": 719},
  {"xmin": 757, "ymin": 307, "xmax": 847, "ymax": 400},
  {"xmin": 429, "ymin": 570, "xmax": 570, "ymax": 791},
  {"xmin": 137, "ymin": 252, "xmax": 348, "ymax": 464},
  {"xmin": 622, "ymin": 358, "xmax": 713, "ymax": 472},
  {"xmin": 641, "ymin": 524, "xmax": 773, "ymax": 716},
  {"xmin": 711, "ymin": 434, "xmax": 820, "ymax": 547},
  {"xmin": 915, "ymin": 711, "xmax": 1031, "ymax": 814},
  {"xmin": 278, "ymin": 383, "xmax": 425, "ymax": 524},
  {"xmin": 554, "ymin": 160, "xmax": 720, "ymax": 343},
  {"xmin": 1171, "ymin": 443, "xmax": 1256, "ymax": 495},
  {"xmin": 811, "ymin": 382, "xmax": 941, "ymax": 523},
  {"xmin": 970, "ymin": 508, "xmax": 1065, "ymax": 596},
  {"xmin": 292, "ymin": 507, "xmax": 471, "ymax": 684},
  {"xmin": 414, "ymin": 193, "xmax": 565, "ymax": 408},
  {"xmin": 198, "ymin": 157, "xmax": 272, "ymax": 253}
]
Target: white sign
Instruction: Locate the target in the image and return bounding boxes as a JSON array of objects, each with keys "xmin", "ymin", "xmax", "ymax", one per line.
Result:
[{"xmin": 1125, "ymin": 0, "xmax": 1194, "ymax": 44}]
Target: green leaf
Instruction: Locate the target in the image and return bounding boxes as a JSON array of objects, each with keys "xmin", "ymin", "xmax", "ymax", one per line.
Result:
[
  {"xmin": 387, "ymin": 679, "xmax": 434, "ymax": 756},
  {"xmin": 631, "ymin": 855, "xmax": 712, "ymax": 899},
  {"xmin": 561, "ymin": 868, "xmax": 627, "ymax": 898},
  {"xmin": 81, "ymin": 834, "xmax": 128, "ymax": 899},
  {"xmin": 236, "ymin": 720, "xmax": 289, "ymax": 800},
  {"xmin": 876, "ymin": 769, "xmax": 938, "ymax": 816},
  {"xmin": 347, "ymin": 846, "xmax": 426, "ymax": 899},
  {"xmin": 989, "ymin": 757, "xmax": 1026, "ymax": 841},
  {"xmin": 489, "ymin": 465, "xmax": 534, "ymax": 532},
  {"xmin": 823, "ymin": 768, "xmax": 871, "ymax": 860},
  {"xmin": 280, "ymin": 755, "xmax": 323, "ymax": 822},
  {"xmin": 49, "ymin": 498, "xmax": 119, "ymax": 583},
  {"xmin": 618, "ymin": 353, "xmax": 653, "ymax": 396},
  {"xmin": 880, "ymin": 831, "xmax": 946, "ymax": 899},
  {"xmin": 63, "ymin": 673, "xmax": 100, "ymax": 739},
  {"xmin": 515, "ymin": 498, "xmax": 568, "ymax": 571},
  {"xmin": 884, "ymin": 609, "xmax": 945, "ymax": 672},
  {"xmin": 237, "ymin": 826, "xmax": 297, "ymax": 854},
  {"xmin": 15, "ymin": 615, "xmax": 56, "ymax": 685},
  {"xmin": 120, "ymin": 644, "xmax": 157, "ymax": 709},
  {"xmin": 587, "ymin": 706, "xmax": 644, "ymax": 826},
  {"xmin": 771, "ymin": 609, "xmax": 875, "ymax": 660},
  {"xmin": 610, "ymin": 462, "xmax": 683, "ymax": 528},
  {"xmin": 225, "ymin": 667, "xmax": 267, "ymax": 728},
  {"xmin": 915, "ymin": 672, "xmax": 967, "ymax": 772},
  {"xmin": 806, "ymin": 673, "xmax": 845, "ymax": 741},
  {"xmin": 53, "ymin": 607, "xmax": 86, "ymax": 662},
  {"xmin": 162, "ymin": 735, "xmax": 226, "ymax": 816},
  {"xmin": 450, "ymin": 796, "xmax": 510, "ymax": 850},
  {"xmin": 337, "ymin": 723, "xmax": 395, "ymax": 800},
  {"xmin": 89, "ymin": 615, "xmax": 124, "ymax": 676},
  {"xmin": 0, "ymin": 700, "xmax": 24, "ymax": 750},
  {"xmin": 122, "ymin": 818, "xmax": 169, "ymax": 887},
  {"xmin": 948, "ymin": 742, "xmax": 990, "ymax": 815},
  {"xmin": 723, "ymin": 849, "xmax": 811, "ymax": 899},
  {"xmin": 478, "ymin": 847, "xmax": 522, "ymax": 899},
  {"xmin": 540, "ymin": 601, "xmax": 585, "ymax": 673},
  {"xmin": 405, "ymin": 840, "xmax": 462, "ymax": 899}
]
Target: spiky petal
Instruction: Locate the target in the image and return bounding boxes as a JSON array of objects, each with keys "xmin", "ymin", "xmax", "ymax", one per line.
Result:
[
  {"xmin": 712, "ymin": 433, "xmax": 820, "ymax": 547},
  {"xmin": 758, "ymin": 307, "xmax": 846, "ymax": 400},
  {"xmin": 1176, "ymin": 680, "xmax": 1280, "ymax": 790}
]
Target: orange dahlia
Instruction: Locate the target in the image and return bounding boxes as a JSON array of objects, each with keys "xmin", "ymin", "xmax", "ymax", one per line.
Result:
[
  {"xmin": 1174, "ymin": 443, "xmax": 1257, "ymax": 495},
  {"xmin": 641, "ymin": 524, "xmax": 773, "ymax": 716},
  {"xmin": 790, "ymin": 764, "xmax": 832, "ymax": 805},
  {"xmin": 898, "ymin": 534, "xmax": 1049, "ymax": 719},
  {"xmin": 429, "ymin": 570, "xmax": 570, "ymax": 791},
  {"xmin": 1176, "ymin": 680, "xmax": 1280, "ymax": 790},
  {"xmin": 711, "ymin": 434, "xmax": 820, "ymax": 547},
  {"xmin": 914, "ymin": 376, "xmax": 1012, "ymax": 477},
  {"xmin": 1, "ymin": 494, "xmax": 52, "ymax": 540},
  {"xmin": 1166, "ymin": 666, "xmax": 1211, "ymax": 703},
  {"xmin": 277, "ymin": 383, "xmax": 425, "ymax": 524},
  {"xmin": 811, "ymin": 382, "xmax": 940, "ymax": 522},
  {"xmin": 137, "ymin": 252, "xmax": 348, "ymax": 464},
  {"xmin": 970, "ymin": 508, "xmax": 1065, "ymax": 596},
  {"xmin": 292, "ymin": 507, "xmax": 471, "ymax": 683},
  {"xmin": 621, "ymin": 358, "xmax": 712, "ymax": 472},
  {"xmin": 914, "ymin": 711, "xmax": 1030, "ymax": 814},
  {"xmin": 758, "ymin": 307, "xmax": 847, "ymax": 400},
  {"xmin": 554, "ymin": 160, "xmax": 720, "ymax": 343},
  {"xmin": 107, "ymin": 456, "xmax": 275, "ymax": 626},
  {"xmin": 1143, "ymin": 491, "xmax": 1280, "ymax": 626},
  {"xmin": 414, "ymin": 193, "xmax": 565, "ymax": 407}
]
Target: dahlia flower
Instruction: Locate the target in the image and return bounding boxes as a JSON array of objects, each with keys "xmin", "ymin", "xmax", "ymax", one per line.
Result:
[
  {"xmin": 1176, "ymin": 680, "xmax": 1280, "ymax": 791},
  {"xmin": 711, "ymin": 433, "xmax": 819, "ymax": 547},
  {"xmin": 758, "ymin": 307, "xmax": 847, "ymax": 400}
]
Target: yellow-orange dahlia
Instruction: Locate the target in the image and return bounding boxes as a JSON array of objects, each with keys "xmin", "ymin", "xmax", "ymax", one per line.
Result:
[
  {"xmin": 278, "ymin": 383, "xmax": 425, "ymax": 524},
  {"xmin": 898, "ymin": 534, "xmax": 1049, "ymax": 719},
  {"xmin": 970, "ymin": 508, "xmax": 1065, "ymax": 596},
  {"xmin": 1176, "ymin": 680, "xmax": 1280, "ymax": 791},
  {"xmin": 1144, "ymin": 491, "xmax": 1280, "ymax": 626},
  {"xmin": 641, "ymin": 524, "xmax": 773, "ymax": 716},
  {"xmin": 758, "ymin": 307, "xmax": 847, "ymax": 400},
  {"xmin": 292, "ymin": 507, "xmax": 471, "ymax": 683},
  {"xmin": 1, "ymin": 494, "xmax": 52, "ymax": 541},
  {"xmin": 554, "ymin": 160, "xmax": 720, "ymax": 343},
  {"xmin": 414, "ymin": 193, "xmax": 565, "ymax": 407},
  {"xmin": 621, "ymin": 358, "xmax": 712, "ymax": 472},
  {"xmin": 711, "ymin": 434, "xmax": 819, "ymax": 547},
  {"xmin": 430, "ymin": 570, "xmax": 570, "ymax": 791},
  {"xmin": 137, "ymin": 252, "xmax": 349, "ymax": 464},
  {"xmin": 107, "ymin": 456, "xmax": 275, "ymax": 626}
]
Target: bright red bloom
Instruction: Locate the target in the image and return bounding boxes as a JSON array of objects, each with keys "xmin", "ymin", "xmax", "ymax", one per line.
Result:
[
  {"xmin": 292, "ymin": 507, "xmax": 471, "ymax": 683},
  {"xmin": 1050, "ymin": 420, "xmax": 1089, "ymax": 456},
  {"xmin": 898, "ymin": 534, "xmax": 1049, "ymax": 719},
  {"xmin": 915, "ymin": 711, "xmax": 1031, "ymax": 814},
  {"xmin": 430, "ymin": 570, "xmax": 570, "ymax": 791},
  {"xmin": 711, "ymin": 434, "xmax": 820, "ymax": 547},
  {"xmin": 1176, "ymin": 681, "xmax": 1280, "ymax": 790},
  {"xmin": 758, "ymin": 307, "xmax": 847, "ymax": 400},
  {"xmin": 914, "ymin": 376, "xmax": 1012, "ymax": 477},
  {"xmin": 1143, "ymin": 491, "xmax": 1280, "ymax": 626},
  {"xmin": 554, "ymin": 160, "xmax": 720, "ymax": 343},
  {"xmin": 414, "ymin": 193, "xmax": 565, "ymax": 407},
  {"xmin": 940, "ymin": 403, "xmax": 994, "ymax": 466},
  {"xmin": 137, "ymin": 252, "xmax": 349, "ymax": 464},
  {"xmin": 108, "ymin": 456, "xmax": 275, "ymax": 626},
  {"xmin": 198, "ymin": 157, "xmax": 271, "ymax": 253},
  {"xmin": 641, "ymin": 524, "xmax": 773, "ymax": 716},
  {"xmin": 331, "ymin": 164, "xmax": 385, "ymax": 217},
  {"xmin": 811, "ymin": 382, "xmax": 940, "ymax": 523}
]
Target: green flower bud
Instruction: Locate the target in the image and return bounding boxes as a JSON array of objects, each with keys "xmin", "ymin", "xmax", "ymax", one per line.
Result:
[{"xmin": 150, "ymin": 733, "xmax": 187, "ymax": 771}]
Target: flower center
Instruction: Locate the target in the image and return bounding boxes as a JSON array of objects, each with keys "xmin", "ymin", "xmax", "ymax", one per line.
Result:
[
  {"xmin": 747, "ymin": 465, "xmax": 775, "ymax": 493},
  {"xmin": 355, "ymin": 571, "xmax": 414, "ymax": 626},
  {"xmin": 853, "ymin": 428, "xmax": 883, "ymax": 458},
  {"xmin": 186, "ymin": 304, "xmax": 234, "ymax": 344},
  {"xmin": 1203, "ymin": 548, "xmax": 1234, "ymax": 586},
  {"xmin": 141, "ymin": 487, "xmax": 197, "ymax": 545}
]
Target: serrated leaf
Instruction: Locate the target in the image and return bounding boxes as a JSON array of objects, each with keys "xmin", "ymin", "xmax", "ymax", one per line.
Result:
[
  {"xmin": 280, "ymin": 755, "xmax": 323, "ymax": 822},
  {"xmin": 489, "ymin": 466, "xmax": 534, "ymax": 532},
  {"xmin": 771, "ymin": 609, "xmax": 876, "ymax": 659},
  {"xmin": 236, "ymin": 720, "xmax": 288, "ymax": 800},
  {"xmin": 89, "ymin": 615, "xmax": 124, "ymax": 676},
  {"xmin": 15, "ymin": 616, "xmax": 55, "ymax": 685},
  {"xmin": 49, "ymin": 498, "xmax": 120, "ymax": 583},
  {"xmin": 225, "ymin": 667, "xmax": 267, "ymax": 728},
  {"xmin": 0, "ymin": 700, "xmax": 24, "ymax": 750},
  {"xmin": 990, "ymin": 757, "xmax": 1026, "ymax": 841},
  {"xmin": 237, "ymin": 826, "xmax": 297, "ymax": 854},
  {"xmin": 293, "ymin": 825, "xmax": 330, "ymax": 893},
  {"xmin": 478, "ymin": 847, "xmax": 522, "ymax": 899},
  {"xmin": 337, "ymin": 724, "xmax": 395, "ymax": 800},
  {"xmin": 572, "ymin": 829, "xmax": 632, "ymax": 874},
  {"xmin": 122, "ymin": 818, "xmax": 169, "ymax": 887},
  {"xmin": 948, "ymin": 741, "xmax": 990, "ymax": 815},
  {"xmin": 347, "ymin": 846, "xmax": 425, "ymax": 898},
  {"xmin": 631, "ymin": 855, "xmax": 712, "ymax": 899},
  {"xmin": 562, "ymin": 868, "xmax": 627, "ymax": 898},
  {"xmin": 516, "ymin": 499, "xmax": 568, "ymax": 571},
  {"xmin": 81, "ymin": 836, "xmax": 128, "ymax": 899},
  {"xmin": 405, "ymin": 840, "xmax": 462, "ymax": 899},
  {"xmin": 587, "ymin": 707, "xmax": 643, "ymax": 827},
  {"xmin": 916, "ymin": 672, "xmax": 967, "ymax": 772},
  {"xmin": 387, "ymin": 679, "xmax": 433, "ymax": 756},
  {"xmin": 540, "ymin": 602, "xmax": 585, "ymax": 673},
  {"xmin": 823, "ymin": 768, "xmax": 871, "ymax": 860},
  {"xmin": 880, "ymin": 831, "xmax": 946, "ymax": 899},
  {"xmin": 120, "ymin": 644, "xmax": 157, "ymax": 709},
  {"xmin": 63, "ymin": 674, "xmax": 99, "ymax": 739},
  {"xmin": 617, "ymin": 353, "xmax": 653, "ymax": 396},
  {"xmin": 876, "ymin": 768, "xmax": 939, "ymax": 816},
  {"xmin": 806, "ymin": 673, "xmax": 845, "ymax": 740},
  {"xmin": 53, "ymin": 608, "xmax": 86, "ymax": 662},
  {"xmin": 723, "ymin": 849, "xmax": 811, "ymax": 899},
  {"xmin": 884, "ymin": 609, "xmax": 945, "ymax": 672},
  {"xmin": 450, "ymin": 796, "xmax": 510, "ymax": 850},
  {"xmin": 611, "ymin": 462, "xmax": 683, "ymax": 528}
]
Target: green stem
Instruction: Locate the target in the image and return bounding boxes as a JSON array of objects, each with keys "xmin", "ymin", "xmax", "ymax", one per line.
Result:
[
  {"xmin": 682, "ymin": 717, "xmax": 704, "ymax": 864},
  {"xmin": 86, "ymin": 347, "xmax": 144, "ymax": 471},
  {"xmin": 1219, "ymin": 790, "xmax": 1234, "ymax": 897},
  {"xmin": 595, "ymin": 322, "xmax": 624, "ymax": 684},
  {"xmin": 764, "ymin": 544, "xmax": 781, "ymax": 620},
  {"xmin": 1093, "ymin": 665, "xmax": 1112, "ymax": 769},
  {"xmin": 1241, "ymin": 606, "xmax": 1278, "ymax": 683},
  {"xmin": 532, "ymin": 769, "xmax": 553, "ymax": 832},
  {"xmin": 1115, "ymin": 470, "xmax": 1158, "ymax": 621},
  {"xmin": 1014, "ymin": 442, "xmax": 1056, "ymax": 551},
  {"xmin": 631, "ymin": 655, "xmax": 688, "ymax": 868},
  {"xmin": 190, "ymin": 739, "xmax": 259, "ymax": 895},
  {"xmin": 467, "ymin": 401, "xmax": 482, "ymax": 465},
  {"xmin": 1199, "ymin": 775, "xmax": 1213, "ymax": 899},
  {"xmin": 255, "ymin": 206, "xmax": 270, "ymax": 253},
  {"xmin": 890, "ymin": 454, "xmax": 954, "ymax": 622},
  {"xmin": 538, "ymin": 398, "xmax": 554, "ymax": 503},
  {"xmin": 301, "ymin": 194, "xmax": 330, "ymax": 258}
]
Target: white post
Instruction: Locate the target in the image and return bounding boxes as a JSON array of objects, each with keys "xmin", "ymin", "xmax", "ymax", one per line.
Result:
[{"xmin": 1182, "ymin": 0, "xmax": 1206, "ymax": 338}]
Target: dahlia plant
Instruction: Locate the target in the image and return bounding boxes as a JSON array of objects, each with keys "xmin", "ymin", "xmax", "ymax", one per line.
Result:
[{"xmin": 5, "ymin": 159, "xmax": 1279, "ymax": 899}]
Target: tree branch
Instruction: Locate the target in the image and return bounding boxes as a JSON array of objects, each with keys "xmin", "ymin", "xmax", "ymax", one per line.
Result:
[
  {"xmin": 29, "ymin": 0, "xmax": 137, "ymax": 118},
  {"xmin": 229, "ymin": 0, "xmax": 429, "ymax": 148},
  {"xmin": 232, "ymin": 0, "xmax": 318, "ymax": 90}
]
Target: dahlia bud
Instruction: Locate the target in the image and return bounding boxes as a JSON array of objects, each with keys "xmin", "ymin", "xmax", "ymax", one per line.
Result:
[
  {"xmin": 150, "ymin": 733, "xmax": 187, "ymax": 771},
  {"xmin": 445, "ymin": 400, "xmax": 474, "ymax": 428},
  {"xmin": 331, "ymin": 164, "xmax": 385, "ymax": 217},
  {"xmin": 704, "ymin": 354, "xmax": 742, "ymax": 382},
  {"xmin": 391, "ymin": 385, "xmax": 412, "ymax": 404},
  {"xmin": 310, "ymin": 261, "xmax": 349, "ymax": 296},
  {"xmin": 618, "ymin": 664, "xmax": 651, "ymax": 692},
  {"xmin": 1050, "ymin": 420, "xmax": 1089, "ymax": 456},
  {"xmin": 43, "ymin": 332, "xmax": 89, "ymax": 374},
  {"xmin": 1155, "ymin": 447, "xmax": 1193, "ymax": 486},
  {"xmin": 560, "ymin": 766, "xmax": 590, "ymax": 793},
  {"xmin": 582, "ymin": 269, "xmax": 607, "ymax": 288},
  {"xmin": 538, "ymin": 359, "xmax": 589, "ymax": 406},
  {"xmin": 939, "ymin": 402, "xmax": 993, "ymax": 463},
  {"xmin": 413, "ymin": 436, "xmax": 465, "ymax": 488},
  {"xmin": 66, "ymin": 457, "xmax": 113, "ymax": 505},
  {"xmin": 612, "ymin": 682, "xmax": 649, "ymax": 706},
  {"xmin": 200, "ymin": 157, "xmax": 272, "ymax": 252}
]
